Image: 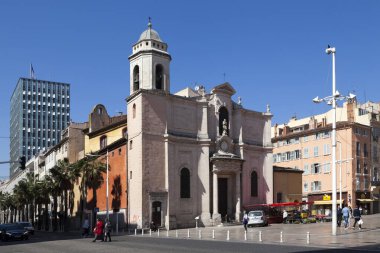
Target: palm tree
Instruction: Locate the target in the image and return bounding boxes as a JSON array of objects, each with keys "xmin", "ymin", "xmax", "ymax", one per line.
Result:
[
  {"xmin": 73, "ymin": 157, "xmax": 106, "ymax": 226},
  {"xmin": 44, "ymin": 175, "xmax": 60, "ymax": 231},
  {"xmin": 3, "ymin": 193, "xmax": 16, "ymax": 223},
  {"xmin": 13, "ymin": 181, "xmax": 28, "ymax": 221},
  {"xmin": 0, "ymin": 192, "xmax": 6, "ymax": 223},
  {"xmin": 34, "ymin": 177, "xmax": 53, "ymax": 230},
  {"xmin": 50, "ymin": 158, "xmax": 81, "ymax": 231},
  {"xmin": 13, "ymin": 172, "xmax": 35, "ymax": 222}
]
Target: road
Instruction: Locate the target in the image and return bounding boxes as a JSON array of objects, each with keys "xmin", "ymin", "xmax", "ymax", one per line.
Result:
[
  {"xmin": 1, "ymin": 231, "xmax": 380, "ymax": 253},
  {"xmin": 2, "ymin": 214, "xmax": 380, "ymax": 252}
]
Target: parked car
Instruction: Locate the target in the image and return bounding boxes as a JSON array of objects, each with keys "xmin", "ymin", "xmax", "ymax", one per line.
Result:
[
  {"xmin": 0, "ymin": 224, "xmax": 8, "ymax": 241},
  {"xmin": 1, "ymin": 224, "xmax": 29, "ymax": 241},
  {"xmin": 247, "ymin": 210, "xmax": 268, "ymax": 227},
  {"xmin": 17, "ymin": 222, "xmax": 34, "ymax": 235}
]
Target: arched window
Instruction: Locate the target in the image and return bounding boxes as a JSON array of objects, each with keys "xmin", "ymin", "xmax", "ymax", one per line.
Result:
[
  {"xmin": 155, "ymin": 64, "xmax": 163, "ymax": 90},
  {"xmin": 132, "ymin": 104, "xmax": 136, "ymax": 118},
  {"xmin": 100, "ymin": 135, "xmax": 107, "ymax": 149},
  {"xmin": 180, "ymin": 168, "xmax": 190, "ymax": 198},
  {"xmin": 219, "ymin": 106, "xmax": 229, "ymax": 136},
  {"xmin": 133, "ymin": 65, "xmax": 140, "ymax": 91},
  {"xmin": 250, "ymin": 171, "xmax": 258, "ymax": 197},
  {"xmin": 122, "ymin": 128, "xmax": 128, "ymax": 138}
]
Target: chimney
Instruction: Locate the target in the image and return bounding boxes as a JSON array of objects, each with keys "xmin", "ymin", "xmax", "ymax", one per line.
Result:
[
  {"xmin": 309, "ymin": 116, "xmax": 317, "ymax": 129},
  {"xmin": 346, "ymin": 100, "xmax": 356, "ymax": 122}
]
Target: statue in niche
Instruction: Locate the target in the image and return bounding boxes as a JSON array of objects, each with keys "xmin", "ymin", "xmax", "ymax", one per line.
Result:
[{"xmin": 222, "ymin": 119, "xmax": 228, "ymax": 136}]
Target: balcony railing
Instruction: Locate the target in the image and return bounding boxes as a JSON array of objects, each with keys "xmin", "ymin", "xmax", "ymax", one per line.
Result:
[{"xmin": 371, "ymin": 180, "xmax": 380, "ymax": 186}]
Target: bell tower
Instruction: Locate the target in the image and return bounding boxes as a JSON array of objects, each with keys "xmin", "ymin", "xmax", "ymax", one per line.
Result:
[{"xmin": 129, "ymin": 18, "xmax": 171, "ymax": 94}]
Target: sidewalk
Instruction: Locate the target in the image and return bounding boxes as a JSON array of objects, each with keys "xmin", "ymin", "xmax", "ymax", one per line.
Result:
[
  {"xmin": 35, "ymin": 214, "xmax": 380, "ymax": 249},
  {"xmin": 128, "ymin": 213, "xmax": 380, "ymax": 249}
]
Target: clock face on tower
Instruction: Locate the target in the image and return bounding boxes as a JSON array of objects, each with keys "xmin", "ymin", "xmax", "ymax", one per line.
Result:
[{"xmin": 220, "ymin": 140, "xmax": 229, "ymax": 152}]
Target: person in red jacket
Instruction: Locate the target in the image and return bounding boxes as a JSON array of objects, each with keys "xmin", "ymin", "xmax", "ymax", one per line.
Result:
[{"xmin": 92, "ymin": 218, "xmax": 104, "ymax": 242}]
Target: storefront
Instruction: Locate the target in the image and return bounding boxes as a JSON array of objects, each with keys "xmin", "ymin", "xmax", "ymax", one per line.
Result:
[
  {"xmin": 308, "ymin": 193, "xmax": 347, "ymax": 216},
  {"xmin": 356, "ymin": 192, "xmax": 374, "ymax": 214}
]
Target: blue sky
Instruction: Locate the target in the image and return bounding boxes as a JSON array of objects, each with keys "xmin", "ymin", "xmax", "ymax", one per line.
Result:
[{"xmin": 1, "ymin": 0, "xmax": 380, "ymax": 177}]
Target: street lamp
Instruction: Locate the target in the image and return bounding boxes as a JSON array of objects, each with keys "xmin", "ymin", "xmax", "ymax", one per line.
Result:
[
  {"xmin": 337, "ymin": 140, "xmax": 342, "ymax": 209},
  {"xmin": 86, "ymin": 150, "xmax": 109, "ymax": 220},
  {"xmin": 313, "ymin": 45, "xmax": 356, "ymax": 235}
]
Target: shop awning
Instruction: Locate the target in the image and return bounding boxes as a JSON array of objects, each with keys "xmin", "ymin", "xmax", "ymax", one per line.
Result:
[
  {"xmin": 357, "ymin": 199, "xmax": 375, "ymax": 203},
  {"xmin": 313, "ymin": 200, "xmax": 343, "ymax": 205}
]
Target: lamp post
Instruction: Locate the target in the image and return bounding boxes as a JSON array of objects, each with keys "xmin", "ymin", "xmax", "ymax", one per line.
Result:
[
  {"xmin": 337, "ymin": 140, "xmax": 342, "ymax": 209},
  {"xmin": 86, "ymin": 150, "xmax": 109, "ymax": 220},
  {"xmin": 313, "ymin": 45, "xmax": 356, "ymax": 235}
]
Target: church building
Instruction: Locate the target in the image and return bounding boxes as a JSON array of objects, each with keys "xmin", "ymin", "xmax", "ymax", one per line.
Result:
[{"xmin": 126, "ymin": 20, "xmax": 273, "ymax": 229}]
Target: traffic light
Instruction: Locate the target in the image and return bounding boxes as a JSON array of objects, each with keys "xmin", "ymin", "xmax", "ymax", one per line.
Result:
[{"xmin": 19, "ymin": 156, "xmax": 26, "ymax": 170}]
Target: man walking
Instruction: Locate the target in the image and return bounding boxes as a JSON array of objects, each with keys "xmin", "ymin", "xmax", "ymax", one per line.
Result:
[
  {"xmin": 337, "ymin": 206, "xmax": 343, "ymax": 227},
  {"xmin": 342, "ymin": 204, "xmax": 350, "ymax": 229},
  {"xmin": 242, "ymin": 211, "xmax": 248, "ymax": 232},
  {"xmin": 352, "ymin": 206, "xmax": 362, "ymax": 230},
  {"xmin": 104, "ymin": 219, "xmax": 112, "ymax": 242},
  {"xmin": 82, "ymin": 218, "xmax": 90, "ymax": 237}
]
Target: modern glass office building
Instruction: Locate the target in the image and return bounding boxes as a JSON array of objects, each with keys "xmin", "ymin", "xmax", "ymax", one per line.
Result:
[{"xmin": 10, "ymin": 78, "xmax": 70, "ymax": 178}]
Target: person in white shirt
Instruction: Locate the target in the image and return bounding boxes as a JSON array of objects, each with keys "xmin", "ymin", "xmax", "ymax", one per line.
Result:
[{"xmin": 283, "ymin": 210, "xmax": 288, "ymax": 224}]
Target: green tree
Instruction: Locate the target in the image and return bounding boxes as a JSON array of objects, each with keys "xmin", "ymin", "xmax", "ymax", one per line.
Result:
[
  {"xmin": 73, "ymin": 156, "xmax": 106, "ymax": 226},
  {"xmin": 50, "ymin": 158, "xmax": 81, "ymax": 231}
]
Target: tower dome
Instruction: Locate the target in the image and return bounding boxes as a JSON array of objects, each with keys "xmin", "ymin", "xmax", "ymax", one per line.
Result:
[
  {"xmin": 138, "ymin": 18, "xmax": 162, "ymax": 42},
  {"xmin": 129, "ymin": 18, "xmax": 171, "ymax": 95}
]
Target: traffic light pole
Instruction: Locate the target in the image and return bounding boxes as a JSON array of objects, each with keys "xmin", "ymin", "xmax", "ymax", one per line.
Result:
[
  {"xmin": 0, "ymin": 156, "xmax": 26, "ymax": 170},
  {"xmin": 0, "ymin": 161, "xmax": 18, "ymax": 164}
]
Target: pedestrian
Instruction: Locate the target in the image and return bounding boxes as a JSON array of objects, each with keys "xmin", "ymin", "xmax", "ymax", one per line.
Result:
[
  {"xmin": 337, "ymin": 206, "xmax": 343, "ymax": 227},
  {"xmin": 342, "ymin": 204, "xmax": 350, "ymax": 229},
  {"xmin": 283, "ymin": 209, "xmax": 288, "ymax": 224},
  {"xmin": 82, "ymin": 218, "xmax": 90, "ymax": 237},
  {"xmin": 92, "ymin": 218, "xmax": 104, "ymax": 242},
  {"xmin": 104, "ymin": 219, "xmax": 112, "ymax": 242},
  {"xmin": 150, "ymin": 221, "xmax": 157, "ymax": 232},
  {"xmin": 352, "ymin": 206, "xmax": 362, "ymax": 230},
  {"xmin": 242, "ymin": 211, "xmax": 248, "ymax": 232}
]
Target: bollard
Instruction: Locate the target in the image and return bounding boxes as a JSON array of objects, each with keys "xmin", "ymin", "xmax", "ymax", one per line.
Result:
[
  {"xmin": 134, "ymin": 228, "xmax": 137, "ymax": 236},
  {"xmin": 187, "ymin": 229, "xmax": 190, "ymax": 238},
  {"xmin": 166, "ymin": 229, "xmax": 169, "ymax": 237},
  {"xmin": 280, "ymin": 231, "xmax": 283, "ymax": 243},
  {"xmin": 212, "ymin": 229, "xmax": 215, "ymax": 239},
  {"xmin": 244, "ymin": 230, "xmax": 247, "ymax": 241},
  {"xmin": 259, "ymin": 231, "xmax": 262, "ymax": 242},
  {"xmin": 307, "ymin": 232, "xmax": 310, "ymax": 244},
  {"xmin": 150, "ymin": 229, "xmax": 152, "ymax": 236},
  {"xmin": 142, "ymin": 229, "xmax": 144, "ymax": 236},
  {"xmin": 199, "ymin": 230, "xmax": 202, "ymax": 239},
  {"xmin": 176, "ymin": 230, "xmax": 178, "ymax": 238},
  {"xmin": 157, "ymin": 229, "xmax": 160, "ymax": 237},
  {"xmin": 227, "ymin": 230, "xmax": 230, "ymax": 241}
]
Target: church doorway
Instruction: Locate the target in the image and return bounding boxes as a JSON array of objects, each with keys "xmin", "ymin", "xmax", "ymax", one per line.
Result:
[
  {"xmin": 152, "ymin": 201, "xmax": 161, "ymax": 227},
  {"xmin": 218, "ymin": 178, "xmax": 228, "ymax": 221}
]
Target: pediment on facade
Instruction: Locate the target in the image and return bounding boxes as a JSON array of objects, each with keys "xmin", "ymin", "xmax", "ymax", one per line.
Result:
[{"xmin": 211, "ymin": 82, "xmax": 236, "ymax": 96}]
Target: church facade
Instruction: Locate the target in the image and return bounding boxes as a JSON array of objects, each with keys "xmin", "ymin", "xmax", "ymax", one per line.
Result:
[{"xmin": 127, "ymin": 21, "xmax": 273, "ymax": 229}]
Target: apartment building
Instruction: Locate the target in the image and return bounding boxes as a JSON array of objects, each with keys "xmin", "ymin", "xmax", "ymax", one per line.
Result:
[{"xmin": 272, "ymin": 99, "xmax": 379, "ymax": 214}]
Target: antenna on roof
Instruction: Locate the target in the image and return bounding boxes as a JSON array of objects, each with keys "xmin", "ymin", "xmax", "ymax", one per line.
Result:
[{"xmin": 30, "ymin": 63, "xmax": 35, "ymax": 79}]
